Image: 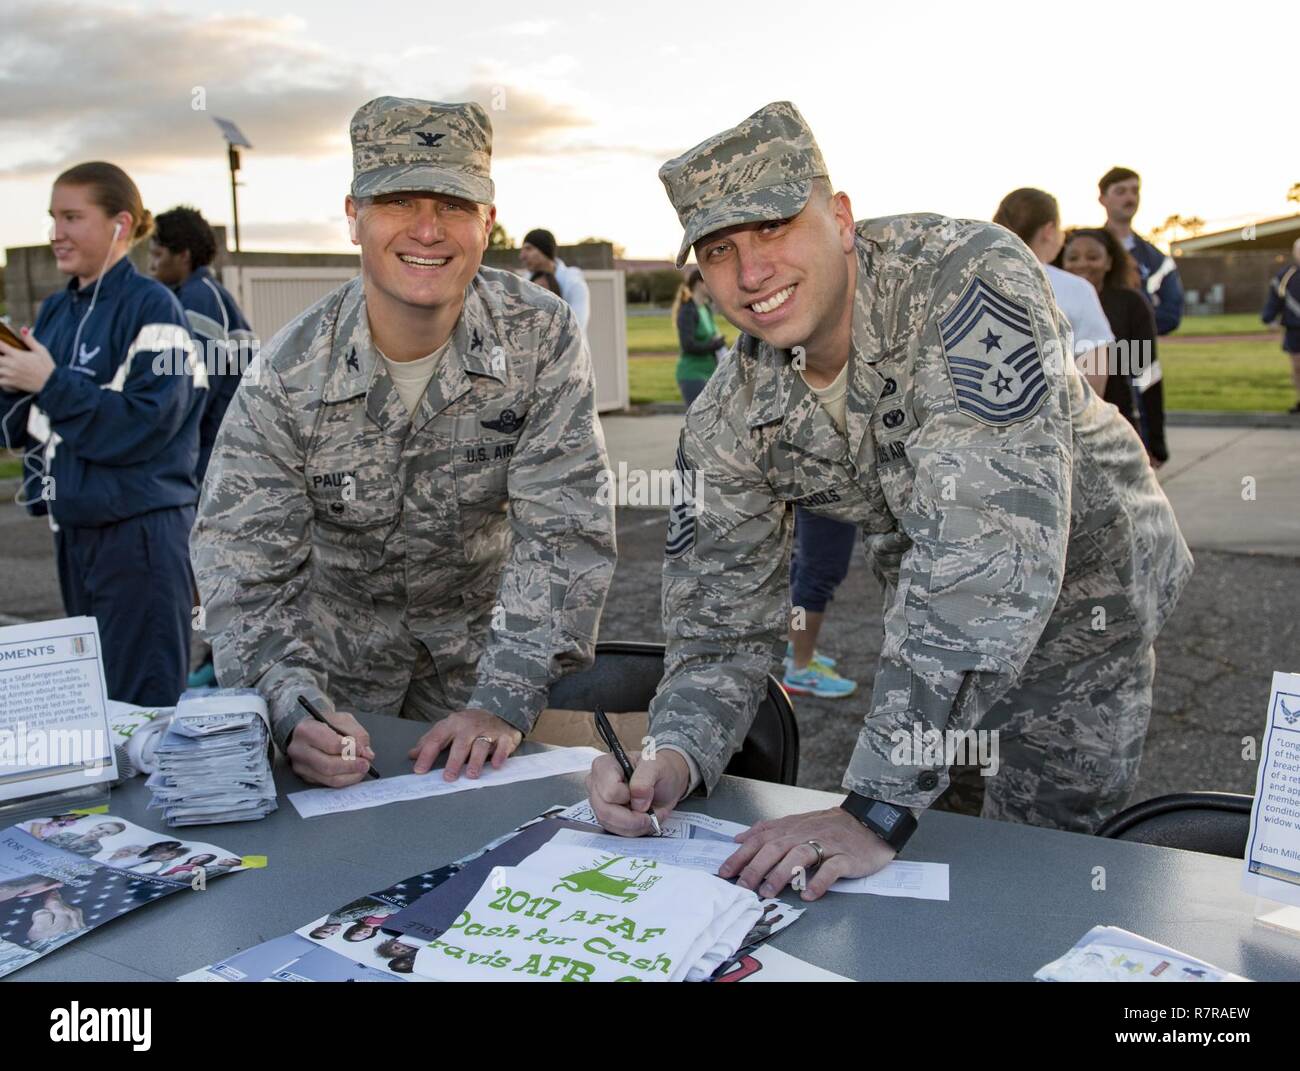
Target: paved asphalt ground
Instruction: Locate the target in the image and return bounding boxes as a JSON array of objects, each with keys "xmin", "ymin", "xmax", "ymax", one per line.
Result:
[
  {"xmin": 2, "ymin": 420, "xmax": 1296, "ymax": 806},
  {"xmin": 600, "ymin": 512, "xmax": 1297, "ymax": 801}
]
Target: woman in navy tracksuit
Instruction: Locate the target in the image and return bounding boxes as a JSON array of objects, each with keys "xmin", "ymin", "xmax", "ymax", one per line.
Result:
[{"xmin": 0, "ymin": 162, "xmax": 205, "ymax": 706}]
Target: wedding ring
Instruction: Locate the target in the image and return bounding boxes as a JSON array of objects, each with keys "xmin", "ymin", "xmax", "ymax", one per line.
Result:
[{"xmin": 805, "ymin": 840, "xmax": 825, "ymax": 868}]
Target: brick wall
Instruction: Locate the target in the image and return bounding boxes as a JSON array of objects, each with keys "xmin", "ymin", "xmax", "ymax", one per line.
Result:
[{"xmin": 1175, "ymin": 249, "xmax": 1292, "ymax": 315}]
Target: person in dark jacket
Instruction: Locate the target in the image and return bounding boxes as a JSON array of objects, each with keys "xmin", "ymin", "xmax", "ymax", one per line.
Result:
[
  {"xmin": 1099, "ymin": 167, "xmax": 1180, "ymax": 460},
  {"xmin": 1061, "ymin": 228, "xmax": 1156, "ymax": 455},
  {"xmin": 672, "ymin": 269, "xmax": 727, "ymax": 405},
  {"xmin": 1099, "ymin": 166, "xmax": 1184, "ymax": 334},
  {"xmin": 1262, "ymin": 238, "xmax": 1300, "ymax": 414},
  {"xmin": 148, "ymin": 205, "xmax": 254, "ymax": 483},
  {"xmin": 0, "ymin": 162, "xmax": 204, "ymax": 706}
]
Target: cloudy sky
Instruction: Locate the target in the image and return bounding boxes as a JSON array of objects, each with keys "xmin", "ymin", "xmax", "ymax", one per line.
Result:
[{"xmin": 1, "ymin": 0, "xmax": 1293, "ymax": 262}]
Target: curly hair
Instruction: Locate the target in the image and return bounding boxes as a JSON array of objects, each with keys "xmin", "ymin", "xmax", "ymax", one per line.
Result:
[{"xmin": 152, "ymin": 205, "xmax": 218, "ymax": 268}]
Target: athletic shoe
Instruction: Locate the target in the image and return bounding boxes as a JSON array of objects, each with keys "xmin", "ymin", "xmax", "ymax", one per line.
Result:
[
  {"xmin": 783, "ymin": 661, "xmax": 857, "ymax": 698},
  {"xmin": 783, "ymin": 642, "xmax": 836, "ymax": 672}
]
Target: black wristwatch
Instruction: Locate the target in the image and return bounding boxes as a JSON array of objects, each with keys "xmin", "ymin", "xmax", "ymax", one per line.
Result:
[{"xmin": 840, "ymin": 792, "xmax": 918, "ymax": 853}]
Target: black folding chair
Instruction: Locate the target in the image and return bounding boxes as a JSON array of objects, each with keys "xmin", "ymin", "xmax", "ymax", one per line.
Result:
[
  {"xmin": 546, "ymin": 640, "xmax": 799, "ymax": 785},
  {"xmin": 1096, "ymin": 791, "xmax": 1254, "ymax": 859}
]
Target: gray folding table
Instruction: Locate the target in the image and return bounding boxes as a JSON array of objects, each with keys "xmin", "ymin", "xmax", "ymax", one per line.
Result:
[{"xmin": 11, "ymin": 713, "xmax": 1300, "ymax": 981}]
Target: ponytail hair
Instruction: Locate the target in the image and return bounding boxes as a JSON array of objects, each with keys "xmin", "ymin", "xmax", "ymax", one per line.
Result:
[
  {"xmin": 670, "ymin": 268, "xmax": 703, "ymax": 321},
  {"xmin": 54, "ymin": 161, "xmax": 154, "ymax": 244},
  {"xmin": 993, "ymin": 187, "xmax": 1059, "ymax": 248}
]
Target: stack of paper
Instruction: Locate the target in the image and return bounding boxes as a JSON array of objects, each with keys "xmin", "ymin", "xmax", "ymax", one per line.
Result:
[
  {"xmin": 147, "ymin": 689, "xmax": 276, "ymax": 826},
  {"xmin": 412, "ymin": 842, "xmax": 763, "ymax": 982}
]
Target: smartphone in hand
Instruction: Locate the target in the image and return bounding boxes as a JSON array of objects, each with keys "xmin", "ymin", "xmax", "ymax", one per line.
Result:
[{"xmin": 0, "ymin": 320, "xmax": 30, "ymax": 350}]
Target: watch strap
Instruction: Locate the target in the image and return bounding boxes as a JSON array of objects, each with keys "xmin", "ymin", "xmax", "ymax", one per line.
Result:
[{"xmin": 841, "ymin": 792, "xmax": 918, "ymax": 852}]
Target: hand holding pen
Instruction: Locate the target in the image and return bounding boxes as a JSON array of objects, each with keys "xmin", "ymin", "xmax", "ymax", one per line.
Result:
[
  {"xmin": 290, "ymin": 695, "xmax": 382, "ymax": 784},
  {"xmin": 593, "ymin": 706, "xmax": 662, "ymax": 836}
]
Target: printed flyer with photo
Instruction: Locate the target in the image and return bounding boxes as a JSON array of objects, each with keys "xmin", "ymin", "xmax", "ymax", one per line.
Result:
[{"xmin": 0, "ymin": 811, "xmax": 248, "ymax": 978}]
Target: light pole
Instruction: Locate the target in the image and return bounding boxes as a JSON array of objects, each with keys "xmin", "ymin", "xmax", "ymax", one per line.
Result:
[{"xmin": 212, "ymin": 117, "xmax": 252, "ymax": 253}]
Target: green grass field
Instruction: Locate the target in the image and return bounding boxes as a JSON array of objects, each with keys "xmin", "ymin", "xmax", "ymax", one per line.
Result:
[
  {"xmin": 629, "ymin": 311, "xmax": 1267, "ymax": 355},
  {"xmin": 1171, "ymin": 313, "xmax": 1268, "ymax": 336},
  {"xmin": 1160, "ymin": 338, "xmax": 1293, "ymax": 411},
  {"xmin": 628, "ymin": 311, "xmax": 1295, "ymax": 409},
  {"xmin": 627, "ymin": 312, "xmax": 741, "ymax": 354}
]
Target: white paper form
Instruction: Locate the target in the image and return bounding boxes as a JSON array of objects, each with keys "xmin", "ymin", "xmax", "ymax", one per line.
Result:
[
  {"xmin": 1243, "ymin": 671, "xmax": 1300, "ymax": 908},
  {"xmin": 0, "ymin": 616, "xmax": 117, "ymax": 801},
  {"xmin": 550, "ymin": 811, "xmax": 950, "ymax": 900},
  {"xmin": 288, "ymin": 747, "xmax": 601, "ymax": 818},
  {"xmin": 831, "ymin": 861, "xmax": 950, "ymax": 901},
  {"xmin": 554, "ymin": 800, "xmax": 745, "ymax": 841}
]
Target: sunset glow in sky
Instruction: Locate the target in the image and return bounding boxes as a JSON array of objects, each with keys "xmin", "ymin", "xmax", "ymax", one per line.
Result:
[{"xmin": 2, "ymin": 0, "xmax": 1293, "ymax": 262}]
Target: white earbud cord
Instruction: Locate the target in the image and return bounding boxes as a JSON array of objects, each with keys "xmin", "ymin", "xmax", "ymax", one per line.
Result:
[{"xmin": 2, "ymin": 225, "xmax": 122, "ymax": 508}]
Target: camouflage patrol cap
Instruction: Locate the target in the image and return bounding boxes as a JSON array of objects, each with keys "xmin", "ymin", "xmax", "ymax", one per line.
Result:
[
  {"xmin": 350, "ymin": 96, "xmax": 495, "ymax": 203},
  {"xmin": 659, "ymin": 101, "xmax": 828, "ymax": 268}
]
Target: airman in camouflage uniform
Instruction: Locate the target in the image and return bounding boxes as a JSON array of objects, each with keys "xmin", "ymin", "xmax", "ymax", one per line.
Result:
[
  {"xmin": 587, "ymin": 102, "xmax": 1192, "ymax": 897},
  {"xmin": 192, "ymin": 98, "xmax": 616, "ymax": 786}
]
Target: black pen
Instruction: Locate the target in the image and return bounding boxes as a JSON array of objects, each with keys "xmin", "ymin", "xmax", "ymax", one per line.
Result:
[
  {"xmin": 297, "ymin": 695, "xmax": 381, "ymax": 779},
  {"xmin": 593, "ymin": 705, "xmax": 661, "ymax": 835}
]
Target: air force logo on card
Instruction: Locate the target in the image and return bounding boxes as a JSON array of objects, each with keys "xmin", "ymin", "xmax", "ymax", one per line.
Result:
[
  {"xmin": 665, "ymin": 441, "xmax": 697, "ymax": 559},
  {"xmin": 939, "ymin": 277, "xmax": 1047, "ymax": 427}
]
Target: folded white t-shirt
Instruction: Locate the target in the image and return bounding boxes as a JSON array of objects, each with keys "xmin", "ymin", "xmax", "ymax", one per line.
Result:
[{"xmin": 413, "ymin": 842, "xmax": 761, "ymax": 982}]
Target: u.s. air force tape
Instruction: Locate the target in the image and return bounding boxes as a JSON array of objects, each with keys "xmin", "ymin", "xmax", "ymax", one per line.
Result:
[{"xmin": 665, "ymin": 441, "xmax": 697, "ymax": 559}]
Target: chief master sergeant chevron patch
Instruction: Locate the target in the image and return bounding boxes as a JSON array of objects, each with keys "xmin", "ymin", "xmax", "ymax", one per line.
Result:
[{"xmin": 939, "ymin": 276, "xmax": 1048, "ymax": 427}]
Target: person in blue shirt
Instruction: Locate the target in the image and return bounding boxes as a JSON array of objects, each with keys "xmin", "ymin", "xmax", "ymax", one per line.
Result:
[
  {"xmin": 1100, "ymin": 167, "xmax": 1184, "ymax": 336},
  {"xmin": 147, "ymin": 206, "xmax": 254, "ymax": 482},
  {"xmin": 1261, "ymin": 238, "xmax": 1300, "ymax": 414},
  {"xmin": 0, "ymin": 162, "xmax": 205, "ymax": 707}
]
